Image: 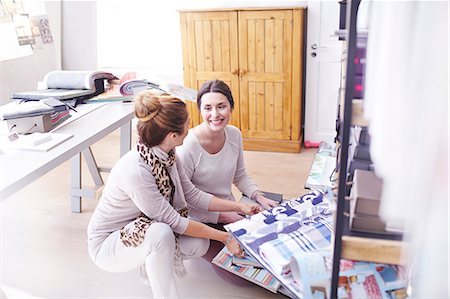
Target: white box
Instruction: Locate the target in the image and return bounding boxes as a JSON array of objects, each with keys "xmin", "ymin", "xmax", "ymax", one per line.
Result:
[{"xmin": 6, "ymin": 114, "xmax": 52, "ymax": 134}]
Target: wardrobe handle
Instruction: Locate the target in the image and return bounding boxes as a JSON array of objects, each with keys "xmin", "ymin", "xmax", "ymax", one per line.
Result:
[
  {"xmin": 239, "ymin": 69, "xmax": 247, "ymax": 76},
  {"xmin": 231, "ymin": 69, "xmax": 238, "ymax": 75}
]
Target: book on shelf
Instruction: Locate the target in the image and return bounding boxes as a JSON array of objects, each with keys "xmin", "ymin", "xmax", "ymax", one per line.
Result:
[
  {"xmin": 348, "ymin": 169, "xmax": 403, "ymax": 235},
  {"xmin": 348, "ymin": 213, "xmax": 389, "ymax": 235},
  {"xmin": 353, "ymin": 144, "xmax": 371, "ymax": 161},
  {"xmin": 350, "ymin": 169, "xmax": 383, "ymax": 217},
  {"xmin": 211, "ymin": 246, "xmax": 281, "ymax": 293},
  {"xmin": 11, "ymin": 70, "xmax": 118, "ymax": 106},
  {"xmin": 357, "ymin": 127, "xmax": 371, "ymax": 146}
]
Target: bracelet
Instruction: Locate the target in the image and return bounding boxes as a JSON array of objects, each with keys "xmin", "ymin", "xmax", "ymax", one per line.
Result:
[
  {"xmin": 251, "ymin": 191, "xmax": 264, "ymax": 201},
  {"xmin": 223, "ymin": 233, "xmax": 233, "ymax": 246}
]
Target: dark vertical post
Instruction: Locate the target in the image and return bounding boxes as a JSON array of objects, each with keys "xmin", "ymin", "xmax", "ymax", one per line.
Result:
[{"xmin": 330, "ymin": 0, "xmax": 360, "ymax": 297}]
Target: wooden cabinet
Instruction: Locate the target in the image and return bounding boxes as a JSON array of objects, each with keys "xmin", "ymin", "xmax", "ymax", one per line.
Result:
[{"xmin": 179, "ymin": 8, "xmax": 305, "ymax": 153}]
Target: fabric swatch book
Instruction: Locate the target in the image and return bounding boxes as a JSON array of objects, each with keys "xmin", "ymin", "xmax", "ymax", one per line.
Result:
[
  {"xmin": 212, "ymin": 246, "xmax": 281, "ymax": 293},
  {"xmin": 224, "ymin": 190, "xmax": 334, "ymax": 298},
  {"xmin": 11, "ymin": 71, "xmax": 118, "ymax": 106}
]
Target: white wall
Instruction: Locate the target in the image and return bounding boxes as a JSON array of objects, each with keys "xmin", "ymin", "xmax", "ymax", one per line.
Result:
[
  {"xmin": 61, "ymin": 0, "xmax": 306, "ymax": 84},
  {"xmin": 0, "ymin": 1, "xmax": 62, "ymax": 105},
  {"xmin": 61, "ymin": 1, "xmax": 97, "ymax": 70}
]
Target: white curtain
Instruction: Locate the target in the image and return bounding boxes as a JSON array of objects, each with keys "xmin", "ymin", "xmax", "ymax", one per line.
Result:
[{"xmin": 363, "ymin": 1, "xmax": 448, "ymax": 297}]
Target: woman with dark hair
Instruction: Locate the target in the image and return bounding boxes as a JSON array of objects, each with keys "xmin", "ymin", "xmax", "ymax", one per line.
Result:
[
  {"xmin": 177, "ymin": 79, "xmax": 278, "ymax": 225},
  {"xmin": 87, "ymin": 91, "xmax": 261, "ymax": 299}
]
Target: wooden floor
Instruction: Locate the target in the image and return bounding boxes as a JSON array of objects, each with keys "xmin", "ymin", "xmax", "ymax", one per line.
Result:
[{"xmin": 0, "ymin": 129, "xmax": 316, "ymax": 299}]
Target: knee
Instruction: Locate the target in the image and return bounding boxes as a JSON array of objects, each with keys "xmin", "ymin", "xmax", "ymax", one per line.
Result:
[
  {"xmin": 181, "ymin": 237, "xmax": 210, "ymax": 258},
  {"xmin": 146, "ymin": 222, "xmax": 175, "ymax": 251},
  {"xmin": 197, "ymin": 238, "xmax": 210, "ymax": 257}
]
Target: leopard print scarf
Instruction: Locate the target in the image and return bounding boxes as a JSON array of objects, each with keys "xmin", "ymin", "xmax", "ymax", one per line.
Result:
[{"xmin": 119, "ymin": 139, "xmax": 188, "ymax": 277}]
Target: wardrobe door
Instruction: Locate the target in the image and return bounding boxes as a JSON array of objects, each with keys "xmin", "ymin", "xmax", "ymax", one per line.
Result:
[
  {"xmin": 238, "ymin": 10, "xmax": 293, "ymax": 141},
  {"xmin": 180, "ymin": 11, "xmax": 240, "ymax": 127}
]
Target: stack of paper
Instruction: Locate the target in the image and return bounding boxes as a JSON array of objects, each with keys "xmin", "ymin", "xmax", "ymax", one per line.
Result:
[{"xmin": 0, "ymin": 132, "xmax": 73, "ymax": 152}]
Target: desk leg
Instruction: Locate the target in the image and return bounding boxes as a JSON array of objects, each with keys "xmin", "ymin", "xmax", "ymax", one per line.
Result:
[
  {"xmin": 120, "ymin": 120, "xmax": 132, "ymax": 157},
  {"xmin": 70, "ymin": 147, "xmax": 104, "ymax": 213},
  {"xmin": 70, "ymin": 153, "xmax": 82, "ymax": 213},
  {"xmin": 69, "ymin": 121, "xmax": 132, "ymax": 213},
  {"xmin": 83, "ymin": 147, "xmax": 104, "ymax": 187}
]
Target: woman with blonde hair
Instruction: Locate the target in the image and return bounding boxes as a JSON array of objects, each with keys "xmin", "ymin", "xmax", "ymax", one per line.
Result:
[{"xmin": 87, "ymin": 91, "xmax": 260, "ymax": 299}]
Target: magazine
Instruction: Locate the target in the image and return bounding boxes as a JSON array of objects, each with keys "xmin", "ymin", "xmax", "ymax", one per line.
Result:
[
  {"xmin": 212, "ymin": 246, "xmax": 281, "ymax": 293},
  {"xmin": 304, "ymin": 141, "xmax": 337, "ymax": 191},
  {"xmin": 289, "ymin": 248, "xmax": 333, "ymax": 299},
  {"xmin": 232, "ymin": 252, "xmax": 263, "ymax": 268},
  {"xmin": 304, "ymin": 153, "xmax": 337, "ymax": 191},
  {"xmin": 291, "ymin": 251, "xmax": 408, "ymax": 299}
]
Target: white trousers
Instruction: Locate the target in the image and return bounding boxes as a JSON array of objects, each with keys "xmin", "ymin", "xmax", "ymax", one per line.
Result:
[{"xmin": 93, "ymin": 222, "xmax": 210, "ymax": 299}]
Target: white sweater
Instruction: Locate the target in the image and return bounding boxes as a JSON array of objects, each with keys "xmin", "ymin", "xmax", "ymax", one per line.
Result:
[
  {"xmin": 87, "ymin": 146, "xmax": 212, "ymax": 260},
  {"xmin": 176, "ymin": 125, "xmax": 259, "ymax": 223}
]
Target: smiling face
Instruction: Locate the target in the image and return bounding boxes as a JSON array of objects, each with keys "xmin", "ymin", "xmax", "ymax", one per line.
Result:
[{"xmin": 200, "ymin": 92, "xmax": 232, "ymax": 132}]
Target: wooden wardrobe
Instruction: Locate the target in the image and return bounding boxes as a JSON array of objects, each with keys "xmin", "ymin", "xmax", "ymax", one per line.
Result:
[{"xmin": 179, "ymin": 7, "xmax": 305, "ymax": 153}]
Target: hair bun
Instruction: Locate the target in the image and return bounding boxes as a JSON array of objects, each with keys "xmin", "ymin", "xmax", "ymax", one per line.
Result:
[{"xmin": 135, "ymin": 91, "xmax": 163, "ymax": 122}]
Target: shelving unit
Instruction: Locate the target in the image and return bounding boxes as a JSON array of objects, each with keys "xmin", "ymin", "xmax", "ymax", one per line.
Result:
[{"xmin": 330, "ymin": 0, "xmax": 405, "ymax": 297}]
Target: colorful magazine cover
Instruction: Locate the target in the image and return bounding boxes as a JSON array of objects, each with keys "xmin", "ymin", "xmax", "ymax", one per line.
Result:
[
  {"xmin": 337, "ymin": 267, "xmax": 389, "ymax": 299},
  {"xmin": 292, "ymin": 251, "xmax": 408, "ymax": 299},
  {"xmin": 212, "ymin": 246, "xmax": 281, "ymax": 293}
]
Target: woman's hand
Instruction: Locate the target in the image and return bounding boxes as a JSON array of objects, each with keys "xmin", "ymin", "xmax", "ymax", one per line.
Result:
[
  {"xmin": 239, "ymin": 202, "xmax": 263, "ymax": 216},
  {"xmin": 218, "ymin": 211, "xmax": 244, "ymax": 224},
  {"xmin": 255, "ymin": 195, "xmax": 279, "ymax": 210},
  {"xmin": 224, "ymin": 234, "xmax": 244, "ymax": 258}
]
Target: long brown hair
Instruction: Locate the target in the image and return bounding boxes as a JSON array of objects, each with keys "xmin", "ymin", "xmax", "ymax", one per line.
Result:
[
  {"xmin": 135, "ymin": 91, "xmax": 188, "ymax": 147},
  {"xmin": 196, "ymin": 79, "xmax": 234, "ymax": 110}
]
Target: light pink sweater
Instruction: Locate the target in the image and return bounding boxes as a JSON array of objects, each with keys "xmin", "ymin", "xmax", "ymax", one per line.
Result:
[
  {"xmin": 87, "ymin": 146, "xmax": 212, "ymax": 260},
  {"xmin": 176, "ymin": 125, "xmax": 259, "ymax": 223}
]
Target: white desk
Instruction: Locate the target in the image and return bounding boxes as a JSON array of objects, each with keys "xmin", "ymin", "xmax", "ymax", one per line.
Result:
[{"xmin": 0, "ymin": 102, "xmax": 135, "ymax": 212}]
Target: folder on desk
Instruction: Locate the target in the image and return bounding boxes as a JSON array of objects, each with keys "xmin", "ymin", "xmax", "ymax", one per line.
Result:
[
  {"xmin": 0, "ymin": 99, "xmax": 71, "ymax": 134},
  {"xmin": 0, "ymin": 132, "xmax": 73, "ymax": 152}
]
